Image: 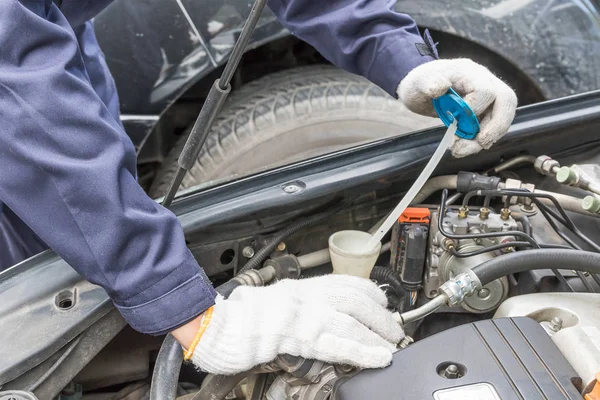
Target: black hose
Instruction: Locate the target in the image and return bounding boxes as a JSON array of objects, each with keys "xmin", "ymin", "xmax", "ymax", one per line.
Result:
[
  {"xmin": 215, "ymin": 279, "xmax": 242, "ymax": 298},
  {"xmin": 238, "ymin": 199, "xmax": 353, "ymax": 274},
  {"xmin": 370, "ymin": 266, "xmax": 405, "ymax": 294},
  {"xmin": 476, "ymin": 189, "xmax": 600, "ymax": 291},
  {"xmin": 370, "ymin": 266, "xmax": 410, "ymax": 311},
  {"xmin": 511, "ymin": 212, "xmax": 531, "ymax": 236},
  {"xmin": 533, "ymin": 202, "xmax": 596, "ymax": 292},
  {"xmin": 472, "ymin": 250, "xmax": 600, "ymax": 286},
  {"xmin": 150, "ymin": 334, "xmax": 183, "ymax": 400}
]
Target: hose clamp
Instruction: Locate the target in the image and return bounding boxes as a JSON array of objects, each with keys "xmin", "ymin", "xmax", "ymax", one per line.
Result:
[{"xmin": 439, "ymin": 270, "xmax": 482, "ymax": 306}]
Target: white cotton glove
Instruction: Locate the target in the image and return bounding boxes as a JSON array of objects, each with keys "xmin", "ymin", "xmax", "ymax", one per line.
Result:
[
  {"xmin": 190, "ymin": 275, "xmax": 404, "ymax": 375},
  {"xmin": 398, "ymin": 59, "xmax": 518, "ymax": 158}
]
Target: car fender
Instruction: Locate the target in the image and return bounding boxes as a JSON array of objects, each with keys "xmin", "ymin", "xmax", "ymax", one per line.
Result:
[{"xmin": 400, "ymin": 0, "xmax": 600, "ymax": 99}]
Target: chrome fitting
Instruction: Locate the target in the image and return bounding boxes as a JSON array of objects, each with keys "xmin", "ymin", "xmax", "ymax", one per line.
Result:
[
  {"xmin": 439, "ymin": 270, "xmax": 482, "ymax": 307},
  {"xmin": 503, "ymin": 178, "xmax": 536, "ymax": 205},
  {"xmin": 534, "ymin": 155, "xmax": 560, "ymax": 177},
  {"xmin": 234, "ymin": 269, "xmax": 267, "ymax": 287},
  {"xmin": 398, "ymin": 336, "xmax": 414, "ymax": 349}
]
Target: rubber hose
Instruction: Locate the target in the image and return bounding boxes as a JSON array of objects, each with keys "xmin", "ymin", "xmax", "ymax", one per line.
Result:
[
  {"xmin": 150, "ymin": 334, "xmax": 183, "ymax": 400},
  {"xmin": 472, "ymin": 249, "xmax": 600, "ymax": 286},
  {"xmin": 511, "ymin": 212, "xmax": 531, "ymax": 236},
  {"xmin": 370, "ymin": 266, "xmax": 405, "ymax": 295},
  {"xmin": 215, "ymin": 279, "xmax": 242, "ymax": 297},
  {"xmin": 370, "ymin": 266, "xmax": 409, "ymax": 310},
  {"xmin": 411, "ymin": 175, "xmax": 458, "ymax": 205},
  {"xmin": 238, "ymin": 203, "xmax": 348, "ymax": 274}
]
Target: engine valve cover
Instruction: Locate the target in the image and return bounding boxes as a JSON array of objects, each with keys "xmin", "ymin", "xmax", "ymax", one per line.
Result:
[{"xmin": 334, "ymin": 317, "xmax": 582, "ymax": 400}]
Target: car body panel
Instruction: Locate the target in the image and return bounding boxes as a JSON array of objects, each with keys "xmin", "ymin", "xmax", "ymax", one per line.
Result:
[
  {"xmin": 0, "ymin": 252, "xmax": 113, "ymax": 385},
  {"xmin": 94, "ymin": 0, "xmax": 600, "ymax": 151},
  {"xmin": 401, "ymin": 0, "xmax": 600, "ymax": 98},
  {"xmin": 2, "ymin": 90, "xmax": 600, "ymax": 385}
]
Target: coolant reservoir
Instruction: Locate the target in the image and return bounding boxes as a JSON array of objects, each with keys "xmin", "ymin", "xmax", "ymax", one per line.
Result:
[{"xmin": 328, "ymin": 230, "xmax": 381, "ymax": 278}]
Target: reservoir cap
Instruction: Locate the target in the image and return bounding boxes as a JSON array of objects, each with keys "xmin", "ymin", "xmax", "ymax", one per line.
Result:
[{"xmin": 433, "ymin": 88, "xmax": 480, "ymax": 140}]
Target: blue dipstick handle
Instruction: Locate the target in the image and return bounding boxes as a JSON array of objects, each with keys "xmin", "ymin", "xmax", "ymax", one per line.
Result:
[{"xmin": 432, "ymin": 88, "xmax": 480, "ymax": 140}]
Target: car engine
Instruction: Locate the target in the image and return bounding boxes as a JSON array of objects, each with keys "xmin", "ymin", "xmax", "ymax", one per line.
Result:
[
  {"xmin": 163, "ymin": 154, "xmax": 600, "ymax": 400},
  {"xmin": 4, "ymin": 154, "xmax": 600, "ymax": 400}
]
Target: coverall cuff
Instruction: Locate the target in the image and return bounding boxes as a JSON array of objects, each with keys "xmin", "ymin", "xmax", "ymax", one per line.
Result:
[
  {"xmin": 368, "ymin": 36, "xmax": 437, "ymax": 98},
  {"xmin": 114, "ymin": 256, "xmax": 217, "ymax": 335}
]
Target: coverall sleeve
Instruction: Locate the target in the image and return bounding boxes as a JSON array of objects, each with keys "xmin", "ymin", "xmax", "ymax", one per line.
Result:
[
  {"xmin": 268, "ymin": 0, "xmax": 437, "ymax": 97},
  {"xmin": 0, "ymin": 1, "xmax": 215, "ymax": 335}
]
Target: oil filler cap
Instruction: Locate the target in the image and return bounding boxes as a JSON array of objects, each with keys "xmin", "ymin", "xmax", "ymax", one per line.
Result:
[{"xmin": 433, "ymin": 88, "xmax": 480, "ymax": 140}]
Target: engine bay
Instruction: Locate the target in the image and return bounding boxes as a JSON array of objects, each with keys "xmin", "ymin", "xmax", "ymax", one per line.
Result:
[
  {"xmin": 3, "ymin": 134, "xmax": 600, "ymax": 399},
  {"xmin": 173, "ymin": 152, "xmax": 600, "ymax": 400},
  {"xmin": 202, "ymin": 153, "xmax": 600, "ymax": 400}
]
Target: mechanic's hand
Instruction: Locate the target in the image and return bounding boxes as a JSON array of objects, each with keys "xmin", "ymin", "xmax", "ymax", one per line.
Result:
[
  {"xmin": 186, "ymin": 275, "xmax": 404, "ymax": 375},
  {"xmin": 398, "ymin": 59, "xmax": 517, "ymax": 158}
]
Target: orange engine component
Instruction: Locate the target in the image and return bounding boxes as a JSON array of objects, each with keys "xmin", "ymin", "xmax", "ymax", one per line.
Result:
[{"xmin": 398, "ymin": 208, "xmax": 431, "ymax": 224}]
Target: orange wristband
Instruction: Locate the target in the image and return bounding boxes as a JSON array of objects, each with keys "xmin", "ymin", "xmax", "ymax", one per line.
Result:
[{"xmin": 183, "ymin": 305, "xmax": 214, "ymax": 361}]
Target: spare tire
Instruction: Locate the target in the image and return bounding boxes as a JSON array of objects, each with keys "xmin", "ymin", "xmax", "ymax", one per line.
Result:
[{"xmin": 149, "ymin": 66, "xmax": 437, "ymax": 198}]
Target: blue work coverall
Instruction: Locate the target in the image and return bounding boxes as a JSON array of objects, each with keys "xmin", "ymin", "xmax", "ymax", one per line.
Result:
[{"xmin": 0, "ymin": 0, "xmax": 436, "ymax": 335}]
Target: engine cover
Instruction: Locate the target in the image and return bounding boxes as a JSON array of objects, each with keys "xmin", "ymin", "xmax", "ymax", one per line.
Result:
[{"xmin": 334, "ymin": 317, "xmax": 582, "ymax": 400}]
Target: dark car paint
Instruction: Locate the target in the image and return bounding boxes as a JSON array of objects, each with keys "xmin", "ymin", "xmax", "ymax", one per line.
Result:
[
  {"xmin": 2, "ymin": 90, "xmax": 600, "ymax": 387},
  {"xmin": 94, "ymin": 0, "xmax": 600, "ymax": 156}
]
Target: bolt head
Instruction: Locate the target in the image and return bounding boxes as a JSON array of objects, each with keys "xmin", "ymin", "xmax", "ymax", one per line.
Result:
[
  {"xmin": 242, "ymin": 246, "xmax": 255, "ymax": 258},
  {"xmin": 283, "ymin": 184, "xmax": 301, "ymax": 194},
  {"xmin": 277, "ymin": 242, "xmax": 287, "ymax": 252},
  {"xmin": 549, "ymin": 316, "xmax": 564, "ymax": 332},
  {"xmin": 478, "ymin": 288, "xmax": 491, "ymax": 299},
  {"xmin": 443, "ymin": 364, "xmax": 460, "ymax": 379}
]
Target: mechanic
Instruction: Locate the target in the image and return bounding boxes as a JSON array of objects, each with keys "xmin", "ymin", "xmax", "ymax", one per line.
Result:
[{"xmin": 0, "ymin": 0, "xmax": 516, "ymax": 375}]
